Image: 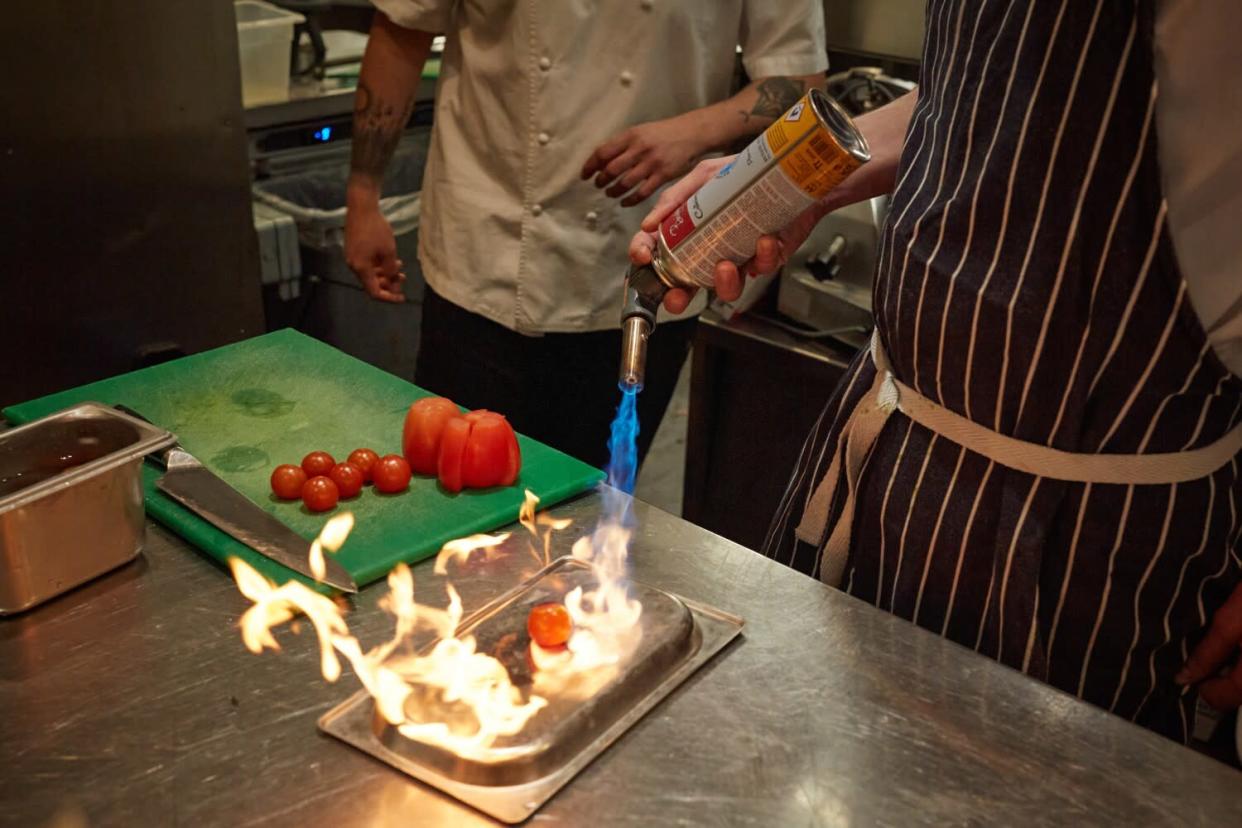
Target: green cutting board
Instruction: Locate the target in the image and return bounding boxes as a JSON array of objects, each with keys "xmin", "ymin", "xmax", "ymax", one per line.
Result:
[{"xmin": 3, "ymin": 330, "xmax": 604, "ymax": 590}]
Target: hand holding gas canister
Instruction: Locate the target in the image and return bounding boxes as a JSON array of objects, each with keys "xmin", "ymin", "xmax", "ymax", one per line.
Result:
[
  {"xmin": 629, "ymin": 157, "xmax": 828, "ymax": 314},
  {"xmin": 618, "ymin": 90, "xmax": 870, "ymax": 391}
]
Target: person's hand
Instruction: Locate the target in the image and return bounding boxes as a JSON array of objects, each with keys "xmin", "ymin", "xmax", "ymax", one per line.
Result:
[
  {"xmin": 345, "ymin": 199, "xmax": 406, "ymax": 303},
  {"xmin": 628, "ymin": 157, "xmax": 833, "ymax": 313},
  {"xmin": 581, "ymin": 112, "xmax": 709, "ymax": 208},
  {"xmin": 1177, "ymin": 582, "xmax": 1242, "ymax": 708}
]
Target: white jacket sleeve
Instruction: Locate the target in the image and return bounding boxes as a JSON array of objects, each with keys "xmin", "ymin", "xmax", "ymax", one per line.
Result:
[
  {"xmin": 740, "ymin": 0, "xmax": 829, "ymax": 78},
  {"xmin": 371, "ymin": 0, "xmax": 454, "ymax": 32}
]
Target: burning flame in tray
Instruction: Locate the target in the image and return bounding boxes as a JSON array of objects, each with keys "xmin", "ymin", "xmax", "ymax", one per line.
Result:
[{"xmin": 229, "ymin": 489, "xmax": 643, "ymax": 758}]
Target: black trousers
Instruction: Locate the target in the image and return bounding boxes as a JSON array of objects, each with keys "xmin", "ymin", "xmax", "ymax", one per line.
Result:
[{"xmin": 415, "ymin": 287, "xmax": 695, "ymax": 471}]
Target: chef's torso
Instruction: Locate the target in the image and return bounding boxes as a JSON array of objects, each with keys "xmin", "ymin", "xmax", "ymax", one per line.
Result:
[{"xmin": 373, "ymin": 0, "xmax": 828, "ymax": 333}]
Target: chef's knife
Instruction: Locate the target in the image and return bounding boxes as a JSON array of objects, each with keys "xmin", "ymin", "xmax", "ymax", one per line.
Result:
[{"xmin": 116, "ymin": 405, "xmax": 358, "ymax": 593}]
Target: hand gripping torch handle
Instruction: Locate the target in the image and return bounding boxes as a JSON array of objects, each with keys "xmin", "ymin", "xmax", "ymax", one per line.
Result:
[{"xmin": 618, "ymin": 264, "xmax": 669, "ymax": 391}]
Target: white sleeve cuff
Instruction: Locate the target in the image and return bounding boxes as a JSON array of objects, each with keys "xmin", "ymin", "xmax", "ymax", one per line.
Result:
[
  {"xmin": 371, "ymin": 0, "xmax": 453, "ymax": 32},
  {"xmin": 743, "ymin": 53, "xmax": 829, "ymax": 80}
]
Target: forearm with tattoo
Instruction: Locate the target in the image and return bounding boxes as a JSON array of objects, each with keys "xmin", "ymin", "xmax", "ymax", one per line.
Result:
[
  {"xmin": 742, "ymin": 77, "xmax": 810, "ymax": 123},
  {"xmin": 350, "ymin": 80, "xmax": 415, "ymax": 185}
]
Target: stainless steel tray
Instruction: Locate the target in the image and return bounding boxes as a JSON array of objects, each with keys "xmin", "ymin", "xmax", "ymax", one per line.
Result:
[
  {"xmin": 0, "ymin": 401, "xmax": 175, "ymax": 614},
  {"xmin": 319, "ymin": 557, "xmax": 743, "ymax": 823}
]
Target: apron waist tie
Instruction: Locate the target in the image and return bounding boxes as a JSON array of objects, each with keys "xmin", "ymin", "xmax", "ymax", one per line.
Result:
[{"xmin": 797, "ymin": 331, "xmax": 1242, "ymax": 587}]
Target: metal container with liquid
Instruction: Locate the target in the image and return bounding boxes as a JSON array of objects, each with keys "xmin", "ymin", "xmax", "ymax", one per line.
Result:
[{"xmin": 0, "ymin": 402, "xmax": 174, "ymax": 614}]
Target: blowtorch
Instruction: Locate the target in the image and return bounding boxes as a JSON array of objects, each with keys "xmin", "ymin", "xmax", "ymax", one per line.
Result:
[{"xmin": 616, "ymin": 88, "xmax": 870, "ymax": 392}]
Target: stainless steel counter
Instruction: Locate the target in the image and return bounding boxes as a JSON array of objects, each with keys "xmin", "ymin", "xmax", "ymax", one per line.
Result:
[{"xmin": 3, "ymin": 493, "xmax": 1239, "ymax": 826}]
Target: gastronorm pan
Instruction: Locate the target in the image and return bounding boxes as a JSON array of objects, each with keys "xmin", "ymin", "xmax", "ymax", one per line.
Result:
[
  {"xmin": 320, "ymin": 557, "xmax": 743, "ymax": 823},
  {"xmin": 0, "ymin": 402, "xmax": 174, "ymax": 614}
]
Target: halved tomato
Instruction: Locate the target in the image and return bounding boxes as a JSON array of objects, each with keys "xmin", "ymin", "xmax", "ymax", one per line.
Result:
[
  {"xmin": 461, "ymin": 412, "xmax": 512, "ymax": 489},
  {"xmin": 437, "ymin": 416, "xmax": 472, "ymax": 493},
  {"xmin": 502, "ymin": 421, "xmax": 521, "ymax": 486},
  {"xmin": 403, "ymin": 396, "xmax": 462, "ymax": 475},
  {"xmin": 456, "ymin": 411, "xmax": 522, "ymax": 489}
]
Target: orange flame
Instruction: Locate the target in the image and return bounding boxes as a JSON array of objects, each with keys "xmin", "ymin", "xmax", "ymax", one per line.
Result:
[
  {"xmin": 230, "ymin": 516, "xmax": 546, "ymax": 757},
  {"xmin": 231, "ymin": 487, "xmax": 644, "ymax": 756},
  {"xmin": 518, "ymin": 489, "xmax": 572, "ymax": 567}
]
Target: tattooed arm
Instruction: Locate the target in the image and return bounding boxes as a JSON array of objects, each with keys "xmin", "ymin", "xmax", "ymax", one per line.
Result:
[
  {"xmin": 582, "ymin": 73, "xmax": 826, "ymax": 206},
  {"xmin": 345, "ymin": 14, "xmax": 434, "ymax": 302}
]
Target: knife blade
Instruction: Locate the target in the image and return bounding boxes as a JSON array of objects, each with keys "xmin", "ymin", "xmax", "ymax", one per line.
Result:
[
  {"xmin": 115, "ymin": 405, "xmax": 358, "ymax": 592},
  {"xmin": 156, "ymin": 449, "xmax": 358, "ymax": 592}
]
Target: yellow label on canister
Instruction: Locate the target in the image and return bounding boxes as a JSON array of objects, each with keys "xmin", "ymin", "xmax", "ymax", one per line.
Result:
[{"xmin": 766, "ymin": 98, "xmax": 860, "ymax": 199}]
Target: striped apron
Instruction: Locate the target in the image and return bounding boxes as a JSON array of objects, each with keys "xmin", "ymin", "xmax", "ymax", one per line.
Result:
[{"xmin": 763, "ymin": 0, "xmax": 1242, "ymax": 742}]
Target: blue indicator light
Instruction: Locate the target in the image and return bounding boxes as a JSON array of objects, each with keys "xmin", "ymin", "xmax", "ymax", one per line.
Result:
[{"xmin": 312, "ymin": 126, "xmax": 333, "ymax": 142}]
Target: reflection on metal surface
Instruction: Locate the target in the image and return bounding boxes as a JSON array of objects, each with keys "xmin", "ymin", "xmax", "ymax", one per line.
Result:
[{"xmin": 4, "ymin": 494, "xmax": 1242, "ymax": 825}]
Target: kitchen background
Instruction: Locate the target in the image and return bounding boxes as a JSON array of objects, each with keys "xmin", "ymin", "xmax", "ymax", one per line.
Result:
[{"xmin": 1, "ymin": 0, "xmax": 923, "ymax": 537}]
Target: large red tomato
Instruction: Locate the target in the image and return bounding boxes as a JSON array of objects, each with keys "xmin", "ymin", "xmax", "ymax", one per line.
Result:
[
  {"xmin": 437, "ymin": 410, "xmax": 521, "ymax": 492},
  {"xmin": 461, "ymin": 411, "xmax": 521, "ymax": 489},
  {"xmin": 437, "ymin": 416, "xmax": 472, "ymax": 493},
  {"xmin": 403, "ymin": 397, "xmax": 463, "ymax": 475}
]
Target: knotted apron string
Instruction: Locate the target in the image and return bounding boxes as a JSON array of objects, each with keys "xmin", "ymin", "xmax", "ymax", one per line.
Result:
[{"xmin": 796, "ymin": 332, "xmax": 1242, "ymax": 587}]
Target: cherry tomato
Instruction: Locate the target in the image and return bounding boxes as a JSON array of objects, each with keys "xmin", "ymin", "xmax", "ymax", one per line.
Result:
[
  {"xmin": 301, "ymin": 475, "xmax": 339, "ymax": 512},
  {"xmin": 527, "ymin": 603, "xmax": 572, "ymax": 649},
  {"xmin": 403, "ymin": 397, "xmax": 463, "ymax": 475},
  {"xmin": 373, "ymin": 454, "xmax": 412, "ymax": 493},
  {"xmin": 461, "ymin": 412, "xmax": 521, "ymax": 489},
  {"xmin": 301, "ymin": 451, "xmax": 336, "ymax": 478},
  {"xmin": 347, "ymin": 448, "xmax": 380, "ymax": 483},
  {"xmin": 270, "ymin": 464, "xmax": 307, "ymax": 500},
  {"xmin": 328, "ymin": 462, "xmax": 364, "ymax": 498},
  {"xmin": 437, "ymin": 416, "xmax": 471, "ymax": 493}
]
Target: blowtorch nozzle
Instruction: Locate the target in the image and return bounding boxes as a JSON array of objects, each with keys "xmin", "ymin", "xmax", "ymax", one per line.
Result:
[
  {"xmin": 618, "ymin": 264, "xmax": 668, "ymax": 392},
  {"xmin": 619, "ymin": 316, "xmax": 651, "ymax": 391}
]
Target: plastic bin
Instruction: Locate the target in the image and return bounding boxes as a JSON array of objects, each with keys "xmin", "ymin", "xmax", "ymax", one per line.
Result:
[
  {"xmin": 252, "ymin": 139, "xmax": 429, "ymax": 378},
  {"xmin": 234, "ymin": 1, "xmax": 304, "ymax": 107}
]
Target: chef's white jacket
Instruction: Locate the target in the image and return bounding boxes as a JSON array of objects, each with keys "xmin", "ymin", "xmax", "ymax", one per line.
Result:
[{"xmin": 373, "ymin": 0, "xmax": 828, "ymax": 333}]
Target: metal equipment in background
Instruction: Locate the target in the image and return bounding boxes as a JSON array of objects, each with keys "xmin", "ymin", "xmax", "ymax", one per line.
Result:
[
  {"xmin": 1, "ymin": 1, "xmax": 266, "ymax": 409},
  {"xmin": 823, "ymin": 0, "xmax": 926, "ymax": 62},
  {"xmin": 770, "ymin": 1, "xmax": 924, "ymax": 347},
  {"xmin": 243, "ymin": 22, "xmax": 442, "ymax": 380}
]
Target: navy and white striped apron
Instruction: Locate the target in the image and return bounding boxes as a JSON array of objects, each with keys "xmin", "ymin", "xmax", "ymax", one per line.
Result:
[{"xmin": 764, "ymin": 0, "xmax": 1242, "ymax": 742}]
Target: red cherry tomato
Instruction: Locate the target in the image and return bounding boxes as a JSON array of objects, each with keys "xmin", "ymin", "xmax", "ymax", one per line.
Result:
[
  {"xmin": 302, "ymin": 475, "xmax": 339, "ymax": 512},
  {"xmin": 437, "ymin": 416, "xmax": 471, "ymax": 493},
  {"xmin": 301, "ymin": 451, "xmax": 336, "ymax": 478},
  {"xmin": 270, "ymin": 464, "xmax": 307, "ymax": 500},
  {"xmin": 373, "ymin": 454, "xmax": 412, "ymax": 493},
  {"xmin": 347, "ymin": 448, "xmax": 380, "ymax": 483},
  {"xmin": 461, "ymin": 412, "xmax": 520, "ymax": 489},
  {"xmin": 528, "ymin": 603, "xmax": 572, "ymax": 649},
  {"xmin": 403, "ymin": 397, "xmax": 463, "ymax": 475},
  {"xmin": 328, "ymin": 462, "xmax": 365, "ymax": 498}
]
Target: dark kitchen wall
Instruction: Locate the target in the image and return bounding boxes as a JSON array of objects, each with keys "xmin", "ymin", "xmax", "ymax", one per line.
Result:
[{"xmin": 0, "ymin": 0, "xmax": 264, "ymax": 408}]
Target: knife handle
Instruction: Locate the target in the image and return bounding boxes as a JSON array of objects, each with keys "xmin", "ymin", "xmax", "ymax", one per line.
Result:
[{"xmin": 114, "ymin": 404, "xmax": 178, "ymax": 469}]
